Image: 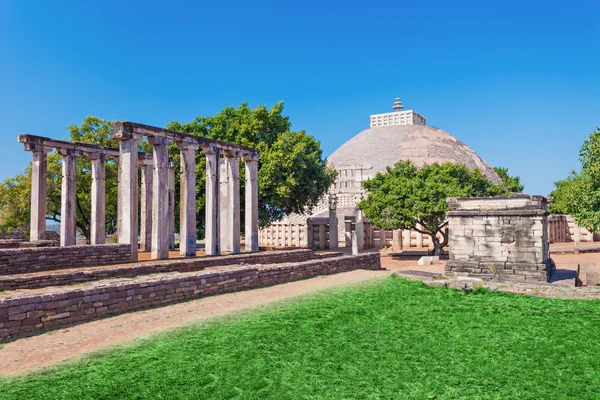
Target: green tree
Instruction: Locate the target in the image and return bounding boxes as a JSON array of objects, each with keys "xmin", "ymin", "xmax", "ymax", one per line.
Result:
[
  {"xmin": 168, "ymin": 101, "xmax": 336, "ymax": 233},
  {"xmin": 493, "ymin": 166, "xmax": 524, "ymax": 193},
  {"xmin": 565, "ymin": 127, "xmax": 600, "ymax": 231},
  {"xmin": 548, "ymin": 171, "xmax": 583, "ymax": 214},
  {"xmin": 358, "ymin": 161, "xmax": 505, "ymax": 255}
]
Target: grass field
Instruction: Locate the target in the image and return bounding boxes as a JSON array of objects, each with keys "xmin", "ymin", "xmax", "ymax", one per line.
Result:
[{"xmin": 2, "ymin": 277, "xmax": 600, "ymax": 399}]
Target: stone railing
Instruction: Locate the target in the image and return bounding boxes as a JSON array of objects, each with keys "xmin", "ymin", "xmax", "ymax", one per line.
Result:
[
  {"xmin": 259, "ymin": 217, "xmax": 333, "ymax": 250},
  {"xmin": 548, "ymin": 215, "xmax": 596, "ymax": 244}
]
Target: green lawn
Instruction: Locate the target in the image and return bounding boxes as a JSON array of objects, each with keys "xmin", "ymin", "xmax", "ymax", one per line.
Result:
[{"xmin": 2, "ymin": 277, "xmax": 600, "ymax": 399}]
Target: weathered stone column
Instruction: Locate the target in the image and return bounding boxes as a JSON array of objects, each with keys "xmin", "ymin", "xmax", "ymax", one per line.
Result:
[
  {"xmin": 224, "ymin": 150, "xmax": 241, "ymax": 254},
  {"xmin": 177, "ymin": 142, "xmax": 199, "ymax": 257},
  {"xmin": 328, "ymin": 194, "xmax": 338, "ymax": 249},
  {"xmin": 202, "ymin": 145, "xmax": 220, "ymax": 255},
  {"xmin": 112, "ymin": 123, "xmax": 141, "ymax": 261},
  {"xmin": 219, "ymin": 158, "xmax": 231, "ymax": 252},
  {"xmin": 243, "ymin": 153, "xmax": 259, "ymax": 252},
  {"xmin": 149, "ymin": 137, "xmax": 173, "ymax": 260},
  {"xmin": 57, "ymin": 148, "xmax": 80, "ymax": 246},
  {"xmin": 356, "ymin": 208, "xmax": 364, "ymax": 251},
  {"xmin": 168, "ymin": 159, "xmax": 177, "ymax": 251},
  {"xmin": 139, "ymin": 161, "xmax": 153, "ymax": 252},
  {"xmin": 27, "ymin": 144, "xmax": 51, "ymax": 241},
  {"xmin": 88, "ymin": 153, "xmax": 106, "ymax": 245}
]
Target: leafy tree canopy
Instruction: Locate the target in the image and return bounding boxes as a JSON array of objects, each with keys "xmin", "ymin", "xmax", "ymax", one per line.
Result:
[
  {"xmin": 493, "ymin": 166, "xmax": 524, "ymax": 193},
  {"xmin": 168, "ymin": 101, "xmax": 336, "ymax": 229},
  {"xmin": 554, "ymin": 127, "xmax": 600, "ymax": 231},
  {"xmin": 358, "ymin": 161, "xmax": 506, "ymax": 255}
]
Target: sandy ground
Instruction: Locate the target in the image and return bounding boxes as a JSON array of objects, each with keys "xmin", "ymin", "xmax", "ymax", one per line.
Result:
[{"xmin": 0, "ymin": 257, "xmax": 426, "ymax": 377}]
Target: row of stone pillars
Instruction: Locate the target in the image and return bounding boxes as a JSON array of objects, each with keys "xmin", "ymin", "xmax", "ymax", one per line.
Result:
[
  {"xmin": 27, "ymin": 144, "xmax": 112, "ymax": 247},
  {"xmin": 113, "ymin": 127, "xmax": 259, "ymax": 261},
  {"xmin": 20, "ymin": 123, "xmax": 260, "ymax": 262}
]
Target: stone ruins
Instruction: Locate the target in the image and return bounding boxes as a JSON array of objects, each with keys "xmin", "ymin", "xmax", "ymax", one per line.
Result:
[
  {"xmin": 19, "ymin": 121, "xmax": 260, "ymax": 261},
  {"xmin": 445, "ymin": 195, "xmax": 555, "ymax": 282}
]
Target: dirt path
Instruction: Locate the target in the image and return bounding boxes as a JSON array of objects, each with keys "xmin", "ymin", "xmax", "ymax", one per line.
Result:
[{"xmin": 0, "ymin": 266, "xmax": 405, "ymax": 377}]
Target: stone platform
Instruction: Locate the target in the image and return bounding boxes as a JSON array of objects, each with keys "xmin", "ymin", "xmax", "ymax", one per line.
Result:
[{"xmin": 0, "ymin": 251, "xmax": 382, "ymax": 341}]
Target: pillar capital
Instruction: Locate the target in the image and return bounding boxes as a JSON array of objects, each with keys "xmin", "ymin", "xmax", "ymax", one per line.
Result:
[
  {"xmin": 112, "ymin": 121, "xmax": 143, "ymax": 141},
  {"xmin": 223, "ymin": 149, "xmax": 240, "ymax": 159},
  {"xmin": 176, "ymin": 140, "xmax": 200, "ymax": 151},
  {"xmin": 56, "ymin": 148, "xmax": 83, "ymax": 157},
  {"xmin": 242, "ymin": 152, "xmax": 259, "ymax": 162},
  {"xmin": 148, "ymin": 136, "xmax": 174, "ymax": 147},
  {"xmin": 201, "ymin": 144, "xmax": 219, "ymax": 156},
  {"xmin": 85, "ymin": 151, "xmax": 105, "ymax": 161}
]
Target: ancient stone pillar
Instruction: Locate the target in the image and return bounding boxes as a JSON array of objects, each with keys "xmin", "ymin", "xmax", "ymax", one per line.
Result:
[
  {"xmin": 139, "ymin": 162, "xmax": 153, "ymax": 252},
  {"xmin": 177, "ymin": 142, "xmax": 199, "ymax": 257},
  {"xmin": 168, "ymin": 159, "xmax": 177, "ymax": 250},
  {"xmin": 113, "ymin": 123, "xmax": 141, "ymax": 261},
  {"xmin": 356, "ymin": 208, "xmax": 364, "ymax": 251},
  {"xmin": 88, "ymin": 153, "xmax": 106, "ymax": 245},
  {"xmin": 57, "ymin": 148, "xmax": 79, "ymax": 246},
  {"xmin": 328, "ymin": 194, "xmax": 338, "ymax": 249},
  {"xmin": 243, "ymin": 153, "xmax": 259, "ymax": 252},
  {"xmin": 223, "ymin": 150, "xmax": 240, "ymax": 254},
  {"xmin": 202, "ymin": 145, "xmax": 220, "ymax": 256},
  {"xmin": 149, "ymin": 137, "xmax": 173, "ymax": 260},
  {"xmin": 392, "ymin": 229, "xmax": 402, "ymax": 251},
  {"xmin": 219, "ymin": 158, "xmax": 230, "ymax": 252},
  {"xmin": 28, "ymin": 145, "xmax": 50, "ymax": 241}
]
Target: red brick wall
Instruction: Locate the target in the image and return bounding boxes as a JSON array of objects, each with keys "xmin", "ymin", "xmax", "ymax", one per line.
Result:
[{"xmin": 0, "ymin": 253, "xmax": 382, "ymax": 340}]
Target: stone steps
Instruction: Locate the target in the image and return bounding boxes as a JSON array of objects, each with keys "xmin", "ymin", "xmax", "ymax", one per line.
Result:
[
  {"xmin": 0, "ymin": 253, "xmax": 382, "ymax": 341},
  {"xmin": 0, "ymin": 249, "xmax": 320, "ymax": 291}
]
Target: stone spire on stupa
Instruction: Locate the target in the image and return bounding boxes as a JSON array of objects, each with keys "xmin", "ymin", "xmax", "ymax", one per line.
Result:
[{"xmin": 392, "ymin": 97, "xmax": 404, "ymax": 112}]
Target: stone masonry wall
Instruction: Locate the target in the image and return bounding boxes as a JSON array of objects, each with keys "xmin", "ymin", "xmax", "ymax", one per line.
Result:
[
  {"xmin": 446, "ymin": 195, "xmax": 553, "ymax": 282},
  {"xmin": 0, "ymin": 249, "xmax": 321, "ymax": 290},
  {"xmin": 0, "ymin": 253, "xmax": 382, "ymax": 340},
  {"xmin": 0, "ymin": 244, "xmax": 132, "ymax": 275}
]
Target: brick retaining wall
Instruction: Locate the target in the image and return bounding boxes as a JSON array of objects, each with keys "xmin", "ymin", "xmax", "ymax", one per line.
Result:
[
  {"xmin": 0, "ymin": 249, "xmax": 320, "ymax": 290},
  {"xmin": 0, "ymin": 245, "xmax": 132, "ymax": 274},
  {"xmin": 0, "ymin": 253, "xmax": 382, "ymax": 340}
]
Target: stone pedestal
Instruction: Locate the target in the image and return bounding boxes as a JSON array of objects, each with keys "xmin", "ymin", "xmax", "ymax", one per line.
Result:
[
  {"xmin": 203, "ymin": 145, "xmax": 220, "ymax": 256},
  {"xmin": 57, "ymin": 148, "xmax": 79, "ymax": 246},
  {"xmin": 178, "ymin": 143, "xmax": 199, "ymax": 257},
  {"xmin": 446, "ymin": 195, "xmax": 553, "ymax": 282},
  {"xmin": 243, "ymin": 154, "xmax": 259, "ymax": 252},
  {"xmin": 88, "ymin": 153, "xmax": 106, "ymax": 245},
  {"xmin": 149, "ymin": 137, "xmax": 173, "ymax": 260}
]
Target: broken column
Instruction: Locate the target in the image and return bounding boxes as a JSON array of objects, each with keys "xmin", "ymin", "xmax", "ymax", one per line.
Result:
[
  {"xmin": 177, "ymin": 141, "xmax": 199, "ymax": 257},
  {"xmin": 223, "ymin": 150, "xmax": 240, "ymax": 254},
  {"xmin": 202, "ymin": 145, "xmax": 220, "ymax": 256},
  {"xmin": 112, "ymin": 122, "xmax": 141, "ymax": 261},
  {"xmin": 243, "ymin": 152, "xmax": 259, "ymax": 252},
  {"xmin": 57, "ymin": 148, "xmax": 80, "ymax": 246},
  {"xmin": 328, "ymin": 194, "xmax": 338, "ymax": 249},
  {"xmin": 139, "ymin": 158, "xmax": 153, "ymax": 253},
  {"xmin": 88, "ymin": 152, "xmax": 106, "ymax": 245},
  {"xmin": 149, "ymin": 136, "xmax": 173, "ymax": 260}
]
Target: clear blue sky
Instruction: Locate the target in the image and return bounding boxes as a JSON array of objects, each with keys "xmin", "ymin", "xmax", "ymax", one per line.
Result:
[{"xmin": 1, "ymin": 0, "xmax": 598, "ymax": 195}]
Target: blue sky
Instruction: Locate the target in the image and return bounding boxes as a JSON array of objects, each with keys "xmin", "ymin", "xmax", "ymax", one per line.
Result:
[{"xmin": 0, "ymin": 0, "xmax": 598, "ymax": 195}]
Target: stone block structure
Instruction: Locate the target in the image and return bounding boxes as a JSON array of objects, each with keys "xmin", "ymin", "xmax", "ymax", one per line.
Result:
[{"xmin": 445, "ymin": 195, "xmax": 554, "ymax": 282}]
